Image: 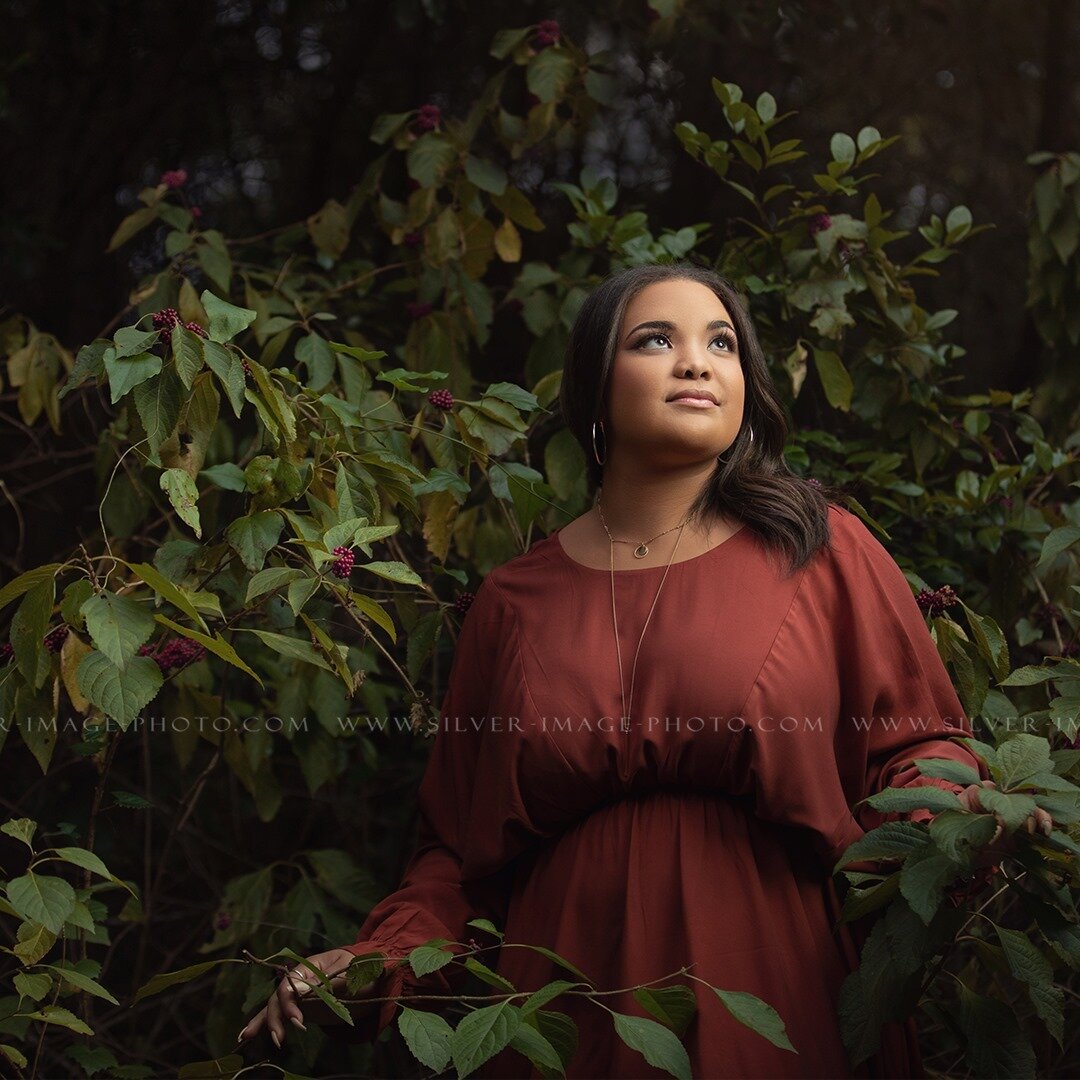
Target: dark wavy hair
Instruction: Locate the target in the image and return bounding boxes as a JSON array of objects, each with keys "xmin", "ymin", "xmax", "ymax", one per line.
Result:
[{"xmin": 557, "ymin": 261, "xmax": 846, "ymax": 577}]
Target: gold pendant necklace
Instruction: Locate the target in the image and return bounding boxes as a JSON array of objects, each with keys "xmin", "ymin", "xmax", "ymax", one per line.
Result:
[{"xmin": 595, "ymin": 494, "xmax": 692, "ymax": 734}]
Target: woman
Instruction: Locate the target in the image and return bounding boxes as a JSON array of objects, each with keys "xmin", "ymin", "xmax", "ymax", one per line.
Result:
[{"xmin": 237, "ymin": 263, "xmax": 1052, "ymax": 1077}]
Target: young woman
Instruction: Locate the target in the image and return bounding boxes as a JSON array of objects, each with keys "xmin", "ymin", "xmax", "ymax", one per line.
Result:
[{"xmin": 237, "ymin": 263, "xmax": 1051, "ymax": 1077}]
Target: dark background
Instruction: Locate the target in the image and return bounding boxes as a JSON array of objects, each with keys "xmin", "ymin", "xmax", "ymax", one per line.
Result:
[{"xmin": 1, "ymin": 0, "xmax": 1077, "ymax": 577}]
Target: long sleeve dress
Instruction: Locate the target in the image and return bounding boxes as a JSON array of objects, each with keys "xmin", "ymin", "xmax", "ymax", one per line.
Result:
[{"xmin": 340, "ymin": 503, "xmax": 991, "ymax": 1078}]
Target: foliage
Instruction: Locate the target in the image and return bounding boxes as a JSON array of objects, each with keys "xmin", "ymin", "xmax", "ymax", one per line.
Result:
[{"xmin": 1, "ymin": 18, "xmax": 1078, "ymax": 1080}]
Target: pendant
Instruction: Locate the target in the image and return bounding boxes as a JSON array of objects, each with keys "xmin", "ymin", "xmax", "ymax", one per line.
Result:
[
  {"xmin": 620, "ymin": 716, "xmax": 631, "ymax": 733},
  {"xmin": 634, "ymin": 543, "xmax": 649, "ymax": 558}
]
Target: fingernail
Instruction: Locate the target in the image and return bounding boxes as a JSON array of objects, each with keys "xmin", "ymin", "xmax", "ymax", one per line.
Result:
[
  {"xmin": 291, "ymin": 1016, "xmax": 307, "ymax": 1031},
  {"xmin": 271, "ymin": 1031, "xmax": 281, "ymax": 1049},
  {"xmin": 236, "ymin": 1032, "xmax": 245, "ymax": 1043}
]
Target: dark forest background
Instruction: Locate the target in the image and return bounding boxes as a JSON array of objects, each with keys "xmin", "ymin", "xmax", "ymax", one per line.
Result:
[{"xmin": 1, "ymin": 0, "xmax": 1078, "ymax": 576}]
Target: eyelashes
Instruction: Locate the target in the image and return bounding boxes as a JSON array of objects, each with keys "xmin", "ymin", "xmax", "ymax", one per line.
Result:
[{"xmin": 630, "ymin": 331, "xmax": 739, "ymax": 353}]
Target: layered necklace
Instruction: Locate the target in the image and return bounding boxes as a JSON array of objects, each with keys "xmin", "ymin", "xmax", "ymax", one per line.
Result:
[{"xmin": 594, "ymin": 492, "xmax": 693, "ymax": 734}]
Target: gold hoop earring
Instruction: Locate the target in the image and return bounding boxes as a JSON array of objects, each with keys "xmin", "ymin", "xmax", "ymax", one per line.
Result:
[{"xmin": 716, "ymin": 425, "xmax": 753, "ymax": 462}]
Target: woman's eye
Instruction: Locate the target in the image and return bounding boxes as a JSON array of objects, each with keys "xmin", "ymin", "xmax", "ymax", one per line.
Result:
[{"xmin": 633, "ymin": 333, "xmax": 736, "ymax": 351}]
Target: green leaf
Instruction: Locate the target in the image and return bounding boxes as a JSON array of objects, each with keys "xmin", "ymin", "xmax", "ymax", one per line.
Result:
[
  {"xmin": 76, "ymin": 652, "xmax": 163, "ymax": 731},
  {"xmin": 956, "ymin": 982, "xmax": 1036, "ymax": 1078},
  {"xmin": 633, "ymin": 984, "xmax": 697, "ymax": 1038},
  {"xmin": 105, "ymin": 350, "xmax": 161, "ymax": 404},
  {"xmin": 201, "ymin": 339, "xmax": 246, "ymax": 418},
  {"xmin": 812, "ymin": 348, "xmax": 854, "ymax": 410},
  {"xmin": 245, "ymin": 567, "xmax": 306, "ymax": 605},
  {"xmin": 16, "ymin": 1004, "xmax": 93, "ymax": 1036},
  {"xmin": 898, "ymin": 845, "xmax": 957, "ymax": 924},
  {"xmin": 1038, "ymin": 525, "xmax": 1080, "ymax": 569},
  {"xmin": 80, "ymin": 591, "xmax": 156, "ymax": 670},
  {"xmin": 296, "ymin": 332, "xmax": 336, "ymax": 392},
  {"xmin": 242, "ymin": 629, "xmax": 334, "ymax": 673},
  {"xmin": 977, "ymin": 788, "xmax": 1038, "ymax": 831},
  {"xmin": 611, "ymin": 1012, "xmax": 692, "ymax": 1080},
  {"xmin": 996, "ymin": 734, "xmax": 1053, "ymax": 789},
  {"xmin": 356, "ymin": 560, "xmax": 423, "ymax": 586},
  {"xmin": 406, "ymin": 133, "xmax": 457, "ymax": 188},
  {"xmin": 451, "ymin": 1001, "xmax": 521, "ymax": 1079},
  {"xmin": 153, "ymin": 614, "xmax": 263, "ymax": 686},
  {"xmin": 160, "ymin": 468, "xmax": 202, "ymax": 538},
  {"xmin": 43, "ymin": 846, "xmax": 135, "ymax": 896},
  {"xmin": 911, "ymin": 757, "xmax": 983, "ymax": 785},
  {"xmin": 134, "ymin": 961, "xmax": 221, "ymax": 1003},
  {"xmin": 1, "ymin": 817, "xmax": 37, "ymax": 849},
  {"xmin": 134, "ymin": 364, "xmax": 185, "ymax": 457},
  {"xmin": 465, "ymin": 155, "xmax": 509, "ymax": 195},
  {"xmin": 0, "ymin": 564, "xmax": 61, "ymax": 614},
  {"xmin": 834, "ymin": 821, "xmax": 928, "ymax": 872},
  {"xmin": 398, "ymin": 1007, "xmax": 454, "ymax": 1074},
  {"xmin": 44, "ymin": 963, "xmax": 121, "ymax": 1005},
  {"xmin": 6, "ymin": 873, "xmax": 77, "ymax": 934},
  {"xmin": 13, "ymin": 971, "xmax": 52, "ymax": 1002},
  {"xmin": 408, "ymin": 943, "xmax": 457, "ymax": 978},
  {"xmin": 830, "ymin": 132, "xmax": 856, "ymax": 166},
  {"xmin": 172, "ymin": 325, "xmax": 205, "ymax": 388},
  {"xmin": 996, "ymin": 926, "xmax": 1063, "ymax": 1046},
  {"xmin": 226, "ymin": 510, "xmax": 284, "ymax": 572},
  {"xmin": 201, "ymin": 290, "xmax": 257, "ymax": 344},
  {"xmin": 507, "ymin": 1010, "xmax": 565, "ymax": 1074},
  {"xmin": 123, "ymin": 561, "xmax": 210, "ymax": 634},
  {"xmin": 11, "ymin": 577, "xmax": 54, "ymax": 689},
  {"xmin": 713, "ymin": 989, "xmax": 796, "ymax": 1052},
  {"xmin": 861, "ymin": 786, "xmax": 963, "ymax": 815}
]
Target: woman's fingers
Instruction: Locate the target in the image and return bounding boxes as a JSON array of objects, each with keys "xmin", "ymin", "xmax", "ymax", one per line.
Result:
[{"xmin": 237, "ymin": 1005, "xmax": 267, "ymax": 1043}]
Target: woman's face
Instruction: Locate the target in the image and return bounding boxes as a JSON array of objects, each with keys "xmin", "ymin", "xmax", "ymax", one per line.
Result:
[{"xmin": 602, "ymin": 278, "xmax": 746, "ymax": 472}]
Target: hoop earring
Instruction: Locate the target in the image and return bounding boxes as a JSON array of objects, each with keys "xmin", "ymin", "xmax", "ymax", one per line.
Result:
[
  {"xmin": 716, "ymin": 425, "xmax": 753, "ymax": 462},
  {"xmin": 591, "ymin": 419, "xmax": 607, "ymax": 466}
]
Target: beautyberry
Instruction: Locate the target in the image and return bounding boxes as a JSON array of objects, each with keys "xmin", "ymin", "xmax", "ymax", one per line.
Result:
[
  {"xmin": 406, "ymin": 301, "xmax": 433, "ymax": 319},
  {"xmin": 534, "ymin": 19, "xmax": 560, "ymax": 47},
  {"xmin": 453, "ymin": 591, "xmax": 475, "ymax": 617},
  {"xmin": 43, "ymin": 625, "xmax": 69, "ymax": 653},
  {"xmin": 428, "ymin": 389, "xmax": 454, "ymax": 410},
  {"xmin": 808, "ymin": 213, "xmax": 832, "ymax": 237},
  {"xmin": 331, "ymin": 546, "xmax": 355, "ymax": 579},
  {"xmin": 152, "ymin": 307, "xmax": 182, "ymax": 346},
  {"xmin": 184, "ymin": 321, "xmax": 208, "ymax": 339},
  {"xmin": 160, "ymin": 169, "xmax": 188, "ymax": 189},
  {"xmin": 403, "ymin": 231, "xmax": 423, "ymax": 248},
  {"xmin": 414, "ymin": 104, "xmax": 442, "ymax": 132}
]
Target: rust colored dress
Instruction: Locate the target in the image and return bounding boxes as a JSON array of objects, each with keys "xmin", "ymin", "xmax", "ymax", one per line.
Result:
[{"xmin": 342, "ymin": 504, "xmax": 989, "ymax": 1078}]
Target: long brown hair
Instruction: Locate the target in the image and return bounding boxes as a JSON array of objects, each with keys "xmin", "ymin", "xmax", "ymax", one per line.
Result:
[{"xmin": 557, "ymin": 261, "xmax": 846, "ymax": 577}]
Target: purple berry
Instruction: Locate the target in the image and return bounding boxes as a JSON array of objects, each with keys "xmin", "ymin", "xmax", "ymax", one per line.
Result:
[
  {"xmin": 428, "ymin": 389, "xmax": 454, "ymax": 410},
  {"xmin": 43, "ymin": 625, "xmax": 69, "ymax": 654},
  {"xmin": 403, "ymin": 231, "xmax": 423, "ymax": 248},
  {"xmin": 534, "ymin": 19, "xmax": 561, "ymax": 47},
  {"xmin": 406, "ymin": 300, "xmax": 433, "ymax": 319},
  {"xmin": 808, "ymin": 213, "xmax": 832, "ymax": 237},
  {"xmin": 184, "ymin": 320, "xmax": 208, "ymax": 339},
  {"xmin": 413, "ymin": 104, "xmax": 442, "ymax": 132},
  {"xmin": 330, "ymin": 546, "xmax": 355, "ymax": 579},
  {"xmin": 160, "ymin": 169, "xmax": 188, "ymax": 189},
  {"xmin": 453, "ymin": 591, "xmax": 475, "ymax": 617},
  {"xmin": 152, "ymin": 307, "xmax": 182, "ymax": 346}
]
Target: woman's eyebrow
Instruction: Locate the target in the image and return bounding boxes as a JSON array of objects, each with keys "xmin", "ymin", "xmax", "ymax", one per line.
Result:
[{"xmin": 624, "ymin": 318, "xmax": 735, "ymax": 342}]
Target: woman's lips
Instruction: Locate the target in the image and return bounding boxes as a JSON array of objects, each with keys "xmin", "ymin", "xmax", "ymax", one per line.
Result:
[{"xmin": 668, "ymin": 397, "xmax": 720, "ymax": 408}]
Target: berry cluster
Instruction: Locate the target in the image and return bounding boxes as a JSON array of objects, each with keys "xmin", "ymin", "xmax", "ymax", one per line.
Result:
[
  {"xmin": 428, "ymin": 389, "xmax": 454, "ymax": 410},
  {"xmin": 241, "ymin": 358, "xmax": 253, "ymax": 378},
  {"xmin": 160, "ymin": 168, "xmax": 188, "ymax": 189},
  {"xmin": 406, "ymin": 300, "xmax": 433, "ymax": 319},
  {"xmin": 403, "ymin": 231, "xmax": 423, "ymax": 248},
  {"xmin": 43, "ymin": 625, "xmax": 70, "ymax": 653},
  {"xmin": 330, "ymin": 546, "xmax": 355, "ymax": 578},
  {"xmin": 213, "ymin": 912, "xmax": 232, "ymax": 932},
  {"xmin": 808, "ymin": 213, "xmax": 832, "ymax": 237},
  {"xmin": 915, "ymin": 584, "xmax": 959, "ymax": 618},
  {"xmin": 137, "ymin": 637, "xmax": 207, "ymax": 672},
  {"xmin": 453, "ymin": 591, "xmax": 475, "ymax": 617},
  {"xmin": 533, "ymin": 19, "xmax": 560, "ymax": 47},
  {"xmin": 0, "ymin": 642, "xmax": 12, "ymax": 664},
  {"xmin": 806, "ymin": 477, "xmax": 822, "ymax": 488},
  {"xmin": 414, "ymin": 104, "xmax": 442, "ymax": 132},
  {"xmin": 152, "ymin": 307, "xmax": 181, "ymax": 336},
  {"xmin": 186, "ymin": 321, "xmax": 208, "ymax": 339},
  {"xmin": 190, "ymin": 206, "xmax": 203, "ymax": 220}
]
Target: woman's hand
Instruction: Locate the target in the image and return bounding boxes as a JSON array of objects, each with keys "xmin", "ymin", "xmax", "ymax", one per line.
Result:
[
  {"xmin": 957, "ymin": 779, "xmax": 1054, "ymax": 866},
  {"xmin": 236, "ymin": 947, "xmax": 380, "ymax": 1050}
]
